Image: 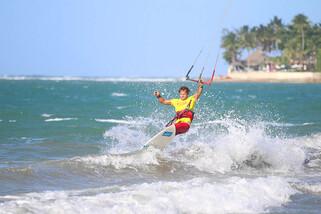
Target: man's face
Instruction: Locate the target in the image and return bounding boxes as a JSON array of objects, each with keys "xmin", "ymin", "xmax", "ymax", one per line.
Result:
[{"xmin": 179, "ymin": 90, "xmax": 188, "ymax": 100}]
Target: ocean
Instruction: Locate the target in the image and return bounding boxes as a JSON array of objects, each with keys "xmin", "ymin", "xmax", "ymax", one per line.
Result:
[{"xmin": 0, "ymin": 78, "xmax": 321, "ymax": 213}]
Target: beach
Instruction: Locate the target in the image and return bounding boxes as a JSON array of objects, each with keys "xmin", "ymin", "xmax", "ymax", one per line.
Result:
[{"xmin": 219, "ymin": 71, "xmax": 321, "ymax": 83}]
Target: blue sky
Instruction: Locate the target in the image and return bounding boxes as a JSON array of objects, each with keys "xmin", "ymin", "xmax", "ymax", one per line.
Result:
[{"xmin": 0, "ymin": 0, "xmax": 320, "ymax": 77}]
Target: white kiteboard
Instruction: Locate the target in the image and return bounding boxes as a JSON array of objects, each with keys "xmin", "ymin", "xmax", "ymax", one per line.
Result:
[
  {"xmin": 115, "ymin": 124, "xmax": 176, "ymax": 156},
  {"xmin": 142, "ymin": 124, "xmax": 176, "ymax": 150}
]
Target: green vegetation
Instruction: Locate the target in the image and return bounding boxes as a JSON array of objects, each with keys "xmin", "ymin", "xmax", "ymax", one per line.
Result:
[
  {"xmin": 221, "ymin": 14, "xmax": 321, "ymax": 72},
  {"xmin": 317, "ymin": 49, "xmax": 321, "ymax": 72}
]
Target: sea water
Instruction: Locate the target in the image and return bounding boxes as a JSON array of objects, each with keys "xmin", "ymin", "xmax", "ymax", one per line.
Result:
[{"xmin": 0, "ymin": 78, "xmax": 321, "ymax": 213}]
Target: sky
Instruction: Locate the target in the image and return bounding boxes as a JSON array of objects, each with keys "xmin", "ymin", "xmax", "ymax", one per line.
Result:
[{"xmin": 0, "ymin": 0, "xmax": 321, "ymax": 78}]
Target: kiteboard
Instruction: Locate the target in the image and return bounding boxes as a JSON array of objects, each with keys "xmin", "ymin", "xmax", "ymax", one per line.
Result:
[
  {"xmin": 142, "ymin": 124, "xmax": 176, "ymax": 150},
  {"xmin": 115, "ymin": 124, "xmax": 176, "ymax": 156}
]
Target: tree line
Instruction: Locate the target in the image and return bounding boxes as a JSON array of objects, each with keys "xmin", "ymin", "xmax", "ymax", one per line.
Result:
[{"xmin": 221, "ymin": 14, "xmax": 321, "ymax": 72}]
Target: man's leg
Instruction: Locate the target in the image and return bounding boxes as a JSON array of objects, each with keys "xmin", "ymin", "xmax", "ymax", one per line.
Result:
[{"xmin": 175, "ymin": 122, "xmax": 190, "ymax": 135}]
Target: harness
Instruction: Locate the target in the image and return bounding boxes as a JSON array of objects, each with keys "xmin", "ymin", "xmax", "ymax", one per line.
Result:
[{"xmin": 166, "ymin": 100, "xmax": 194, "ymax": 127}]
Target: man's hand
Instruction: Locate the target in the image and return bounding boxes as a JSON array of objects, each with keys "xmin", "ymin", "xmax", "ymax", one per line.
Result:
[
  {"xmin": 198, "ymin": 80, "xmax": 204, "ymax": 88},
  {"xmin": 194, "ymin": 80, "xmax": 204, "ymax": 100},
  {"xmin": 154, "ymin": 90, "xmax": 171, "ymax": 105}
]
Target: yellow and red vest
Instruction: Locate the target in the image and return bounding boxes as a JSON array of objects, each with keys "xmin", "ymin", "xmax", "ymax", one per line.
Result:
[{"xmin": 170, "ymin": 96, "xmax": 196, "ymax": 123}]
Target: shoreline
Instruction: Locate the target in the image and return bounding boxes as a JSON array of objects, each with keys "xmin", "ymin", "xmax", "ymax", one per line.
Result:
[
  {"xmin": 1, "ymin": 72, "xmax": 321, "ymax": 83},
  {"xmin": 216, "ymin": 71, "xmax": 321, "ymax": 83}
]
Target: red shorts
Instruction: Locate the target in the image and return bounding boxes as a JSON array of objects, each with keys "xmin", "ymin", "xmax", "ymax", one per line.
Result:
[{"xmin": 175, "ymin": 122, "xmax": 190, "ymax": 135}]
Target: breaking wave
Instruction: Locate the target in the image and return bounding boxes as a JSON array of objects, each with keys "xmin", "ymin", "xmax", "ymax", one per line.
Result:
[
  {"xmin": 0, "ymin": 176, "xmax": 297, "ymax": 214},
  {"xmin": 68, "ymin": 116, "xmax": 318, "ymax": 175},
  {"xmin": 45, "ymin": 117, "xmax": 78, "ymax": 122}
]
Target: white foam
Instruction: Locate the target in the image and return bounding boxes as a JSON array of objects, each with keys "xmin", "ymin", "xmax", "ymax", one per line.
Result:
[
  {"xmin": 99, "ymin": 116, "xmax": 308, "ymax": 174},
  {"xmin": 264, "ymin": 121, "xmax": 316, "ymax": 127},
  {"xmin": 111, "ymin": 92, "xmax": 127, "ymax": 97},
  {"xmin": 173, "ymin": 120, "xmax": 306, "ymax": 173},
  {"xmin": 99, "ymin": 116, "xmax": 157, "ymax": 128},
  {"xmin": 193, "ymin": 119, "xmax": 228, "ymax": 126},
  {"xmin": 0, "ymin": 176, "xmax": 297, "ymax": 214},
  {"xmin": 41, "ymin": 113, "xmax": 53, "ymax": 118},
  {"xmin": 302, "ymin": 122, "xmax": 315, "ymax": 126},
  {"xmin": 73, "ymin": 149, "xmax": 160, "ymax": 170},
  {"xmin": 8, "ymin": 120, "xmax": 16, "ymax": 123},
  {"xmin": 103, "ymin": 125, "xmax": 151, "ymax": 153},
  {"xmin": 294, "ymin": 183, "xmax": 321, "ymax": 194},
  {"xmin": 116, "ymin": 106, "xmax": 127, "ymax": 110},
  {"xmin": 45, "ymin": 118, "xmax": 77, "ymax": 122},
  {"xmin": 288, "ymin": 133, "xmax": 321, "ymax": 150},
  {"xmin": 95, "ymin": 119, "xmax": 145, "ymax": 126},
  {"xmin": 0, "ymin": 75, "xmax": 183, "ymax": 82}
]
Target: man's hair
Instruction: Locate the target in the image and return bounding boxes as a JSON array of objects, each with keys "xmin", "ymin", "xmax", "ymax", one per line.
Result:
[{"xmin": 178, "ymin": 86, "xmax": 190, "ymax": 94}]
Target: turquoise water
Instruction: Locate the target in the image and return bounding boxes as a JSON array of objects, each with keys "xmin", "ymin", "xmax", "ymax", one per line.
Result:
[{"xmin": 1, "ymin": 78, "xmax": 321, "ymax": 213}]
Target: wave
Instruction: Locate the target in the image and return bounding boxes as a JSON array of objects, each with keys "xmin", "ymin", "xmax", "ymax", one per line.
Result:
[
  {"xmin": 44, "ymin": 118, "xmax": 78, "ymax": 122},
  {"xmin": 116, "ymin": 106, "xmax": 128, "ymax": 110},
  {"xmin": 40, "ymin": 127, "xmax": 321, "ymax": 176},
  {"xmin": 111, "ymin": 92, "xmax": 127, "ymax": 97},
  {"xmin": 0, "ymin": 176, "xmax": 297, "ymax": 214},
  {"xmin": 195, "ymin": 120, "xmax": 317, "ymax": 128},
  {"xmin": 95, "ymin": 117, "xmax": 314, "ymax": 174},
  {"xmin": 0, "ymin": 75, "xmax": 184, "ymax": 82},
  {"xmin": 264, "ymin": 121, "xmax": 317, "ymax": 127},
  {"xmin": 72, "ymin": 149, "xmax": 160, "ymax": 170},
  {"xmin": 294, "ymin": 182, "xmax": 321, "ymax": 195},
  {"xmin": 95, "ymin": 118, "xmax": 145, "ymax": 126},
  {"xmin": 1, "ymin": 115, "xmax": 319, "ymax": 213},
  {"xmin": 41, "ymin": 113, "xmax": 53, "ymax": 118},
  {"xmin": 0, "ymin": 166, "xmax": 34, "ymax": 178}
]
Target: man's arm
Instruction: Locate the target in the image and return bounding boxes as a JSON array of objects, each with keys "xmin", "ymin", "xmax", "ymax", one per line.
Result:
[
  {"xmin": 154, "ymin": 91, "xmax": 171, "ymax": 105},
  {"xmin": 194, "ymin": 81, "xmax": 204, "ymax": 100}
]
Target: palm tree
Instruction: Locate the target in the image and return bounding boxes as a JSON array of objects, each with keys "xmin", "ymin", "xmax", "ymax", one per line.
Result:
[
  {"xmin": 291, "ymin": 14, "xmax": 310, "ymax": 52},
  {"xmin": 220, "ymin": 13, "xmax": 321, "ymax": 72},
  {"xmin": 306, "ymin": 24, "xmax": 321, "ymax": 70},
  {"xmin": 267, "ymin": 16, "xmax": 283, "ymax": 51},
  {"xmin": 221, "ymin": 30, "xmax": 241, "ymax": 69},
  {"xmin": 250, "ymin": 26, "xmax": 259, "ymax": 48},
  {"xmin": 255, "ymin": 24, "xmax": 273, "ymax": 52},
  {"xmin": 238, "ymin": 25, "xmax": 253, "ymax": 51}
]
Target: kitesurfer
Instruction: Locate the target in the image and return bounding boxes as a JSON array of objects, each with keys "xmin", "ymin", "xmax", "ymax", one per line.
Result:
[{"xmin": 154, "ymin": 81, "xmax": 203, "ymax": 135}]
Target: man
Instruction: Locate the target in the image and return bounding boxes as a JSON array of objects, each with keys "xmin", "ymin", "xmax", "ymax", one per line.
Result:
[{"xmin": 154, "ymin": 81, "xmax": 203, "ymax": 135}]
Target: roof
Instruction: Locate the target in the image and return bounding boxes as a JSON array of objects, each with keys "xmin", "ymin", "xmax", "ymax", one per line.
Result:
[{"xmin": 246, "ymin": 49, "xmax": 267, "ymax": 66}]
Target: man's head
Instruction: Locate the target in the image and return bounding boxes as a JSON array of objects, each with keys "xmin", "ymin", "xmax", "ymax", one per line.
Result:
[{"xmin": 178, "ymin": 86, "xmax": 190, "ymax": 100}]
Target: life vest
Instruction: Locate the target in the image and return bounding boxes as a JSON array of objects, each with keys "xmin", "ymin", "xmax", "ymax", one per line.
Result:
[
  {"xmin": 170, "ymin": 96, "xmax": 196, "ymax": 113},
  {"xmin": 175, "ymin": 109, "xmax": 194, "ymax": 123},
  {"xmin": 166, "ymin": 96, "xmax": 196, "ymax": 126}
]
